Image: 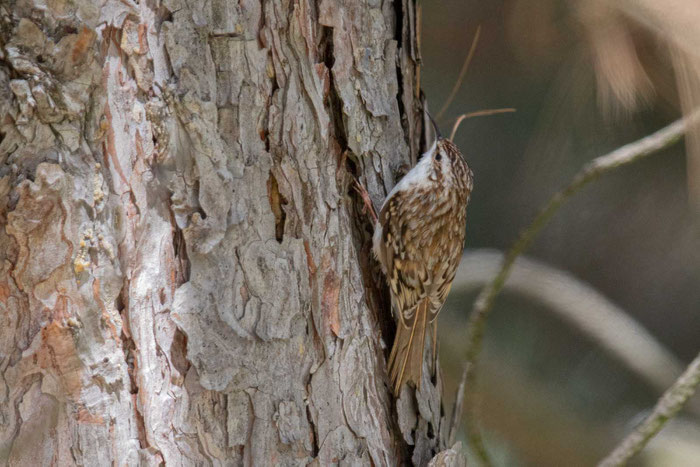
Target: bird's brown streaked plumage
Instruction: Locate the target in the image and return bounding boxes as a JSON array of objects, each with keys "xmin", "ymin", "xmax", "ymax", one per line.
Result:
[{"xmin": 373, "ymin": 138, "xmax": 473, "ymax": 395}]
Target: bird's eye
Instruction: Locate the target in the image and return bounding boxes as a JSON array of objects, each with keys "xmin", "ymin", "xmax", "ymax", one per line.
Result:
[{"xmin": 435, "ymin": 152, "xmax": 442, "ymax": 161}]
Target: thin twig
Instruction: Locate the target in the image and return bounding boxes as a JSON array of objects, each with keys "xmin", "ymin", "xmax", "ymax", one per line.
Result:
[
  {"xmin": 458, "ymin": 110, "xmax": 700, "ymax": 466},
  {"xmin": 448, "ymin": 361, "xmax": 470, "ymax": 446},
  {"xmin": 450, "ymin": 108, "xmax": 516, "ymax": 140},
  {"xmin": 435, "ymin": 26, "xmax": 481, "ymax": 121},
  {"xmin": 597, "ymin": 351, "xmax": 700, "ymax": 467}
]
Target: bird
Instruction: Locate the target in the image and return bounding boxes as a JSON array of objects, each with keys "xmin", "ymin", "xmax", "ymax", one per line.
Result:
[{"xmin": 361, "ymin": 117, "xmax": 474, "ymax": 395}]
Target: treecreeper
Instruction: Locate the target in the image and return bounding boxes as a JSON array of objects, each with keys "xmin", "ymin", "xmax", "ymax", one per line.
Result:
[{"xmin": 366, "ymin": 117, "xmax": 474, "ymax": 395}]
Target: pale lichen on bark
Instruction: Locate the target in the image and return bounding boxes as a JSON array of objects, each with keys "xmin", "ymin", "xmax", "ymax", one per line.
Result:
[{"xmin": 0, "ymin": 0, "xmax": 455, "ymax": 465}]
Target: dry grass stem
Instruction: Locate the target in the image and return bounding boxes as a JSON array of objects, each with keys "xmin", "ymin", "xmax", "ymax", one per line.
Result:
[
  {"xmin": 435, "ymin": 26, "xmax": 481, "ymax": 121},
  {"xmin": 449, "ymin": 108, "xmax": 516, "ymax": 140}
]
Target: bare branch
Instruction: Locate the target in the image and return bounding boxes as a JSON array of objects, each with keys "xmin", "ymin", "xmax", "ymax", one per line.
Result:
[
  {"xmin": 458, "ymin": 110, "xmax": 700, "ymax": 465},
  {"xmin": 453, "ymin": 249, "xmax": 690, "ymax": 402},
  {"xmin": 435, "ymin": 26, "xmax": 481, "ymax": 121},
  {"xmin": 597, "ymin": 352, "xmax": 700, "ymax": 467}
]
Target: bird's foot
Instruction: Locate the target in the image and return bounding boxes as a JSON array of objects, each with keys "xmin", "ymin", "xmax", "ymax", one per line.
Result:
[{"xmin": 353, "ymin": 178, "xmax": 379, "ymax": 225}]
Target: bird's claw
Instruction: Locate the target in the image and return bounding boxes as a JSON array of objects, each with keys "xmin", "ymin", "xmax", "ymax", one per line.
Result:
[{"xmin": 353, "ymin": 179, "xmax": 379, "ymax": 224}]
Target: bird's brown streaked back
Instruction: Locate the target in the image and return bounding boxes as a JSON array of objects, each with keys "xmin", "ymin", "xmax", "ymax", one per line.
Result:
[{"xmin": 373, "ymin": 138, "xmax": 473, "ymax": 394}]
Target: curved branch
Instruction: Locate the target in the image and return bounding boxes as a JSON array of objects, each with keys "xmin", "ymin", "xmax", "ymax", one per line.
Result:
[
  {"xmin": 597, "ymin": 352, "xmax": 700, "ymax": 467},
  {"xmin": 448, "ymin": 249, "xmax": 700, "ymax": 449},
  {"xmin": 459, "ymin": 110, "xmax": 700, "ymax": 465},
  {"xmin": 455, "ymin": 249, "xmax": 687, "ymax": 394}
]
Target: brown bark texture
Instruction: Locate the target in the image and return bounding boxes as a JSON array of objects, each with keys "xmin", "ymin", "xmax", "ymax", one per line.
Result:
[{"xmin": 0, "ymin": 0, "xmax": 459, "ymax": 465}]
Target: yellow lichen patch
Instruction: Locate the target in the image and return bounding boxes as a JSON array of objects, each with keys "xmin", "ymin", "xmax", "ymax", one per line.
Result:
[
  {"xmin": 66, "ymin": 317, "xmax": 81, "ymax": 328},
  {"xmin": 73, "ymin": 229, "xmax": 94, "ymax": 274},
  {"xmin": 73, "ymin": 256, "xmax": 90, "ymax": 274},
  {"xmin": 93, "ymin": 173, "xmax": 104, "ymax": 205}
]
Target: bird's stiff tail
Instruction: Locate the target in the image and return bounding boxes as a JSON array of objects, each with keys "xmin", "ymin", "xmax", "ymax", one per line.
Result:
[{"xmin": 388, "ymin": 300, "xmax": 430, "ymax": 395}]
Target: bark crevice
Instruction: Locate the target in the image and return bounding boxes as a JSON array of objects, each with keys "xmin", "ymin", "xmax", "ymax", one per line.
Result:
[{"xmin": 0, "ymin": 1, "xmax": 457, "ymax": 465}]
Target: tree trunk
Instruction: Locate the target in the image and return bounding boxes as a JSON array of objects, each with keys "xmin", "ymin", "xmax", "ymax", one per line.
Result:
[{"xmin": 0, "ymin": 0, "xmax": 455, "ymax": 465}]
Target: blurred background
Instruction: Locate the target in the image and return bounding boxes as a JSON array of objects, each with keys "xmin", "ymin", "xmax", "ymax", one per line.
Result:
[{"xmin": 422, "ymin": 1, "xmax": 700, "ymax": 465}]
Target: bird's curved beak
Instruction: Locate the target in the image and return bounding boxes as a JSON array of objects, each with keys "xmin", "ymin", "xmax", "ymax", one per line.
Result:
[{"xmin": 426, "ymin": 110, "xmax": 442, "ymax": 141}]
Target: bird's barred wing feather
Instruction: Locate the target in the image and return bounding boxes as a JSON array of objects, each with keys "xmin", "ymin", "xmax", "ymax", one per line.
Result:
[
  {"xmin": 373, "ymin": 138, "xmax": 472, "ymax": 394},
  {"xmin": 377, "ymin": 191, "xmax": 443, "ymax": 329}
]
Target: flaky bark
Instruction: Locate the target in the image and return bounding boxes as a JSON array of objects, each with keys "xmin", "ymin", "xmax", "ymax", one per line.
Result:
[{"xmin": 0, "ymin": 0, "xmax": 456, "ymax": 465}]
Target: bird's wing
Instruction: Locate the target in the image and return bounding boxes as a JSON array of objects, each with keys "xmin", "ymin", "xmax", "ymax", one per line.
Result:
[{"xmin": 378, "ymin": 190, "xmax": 437, "ymax": 328}]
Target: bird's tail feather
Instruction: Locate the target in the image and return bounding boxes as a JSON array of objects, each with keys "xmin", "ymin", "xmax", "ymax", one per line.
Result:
[{"xmin": 388, "ymin": 300, "xmax": 429, "ymax": 395}]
